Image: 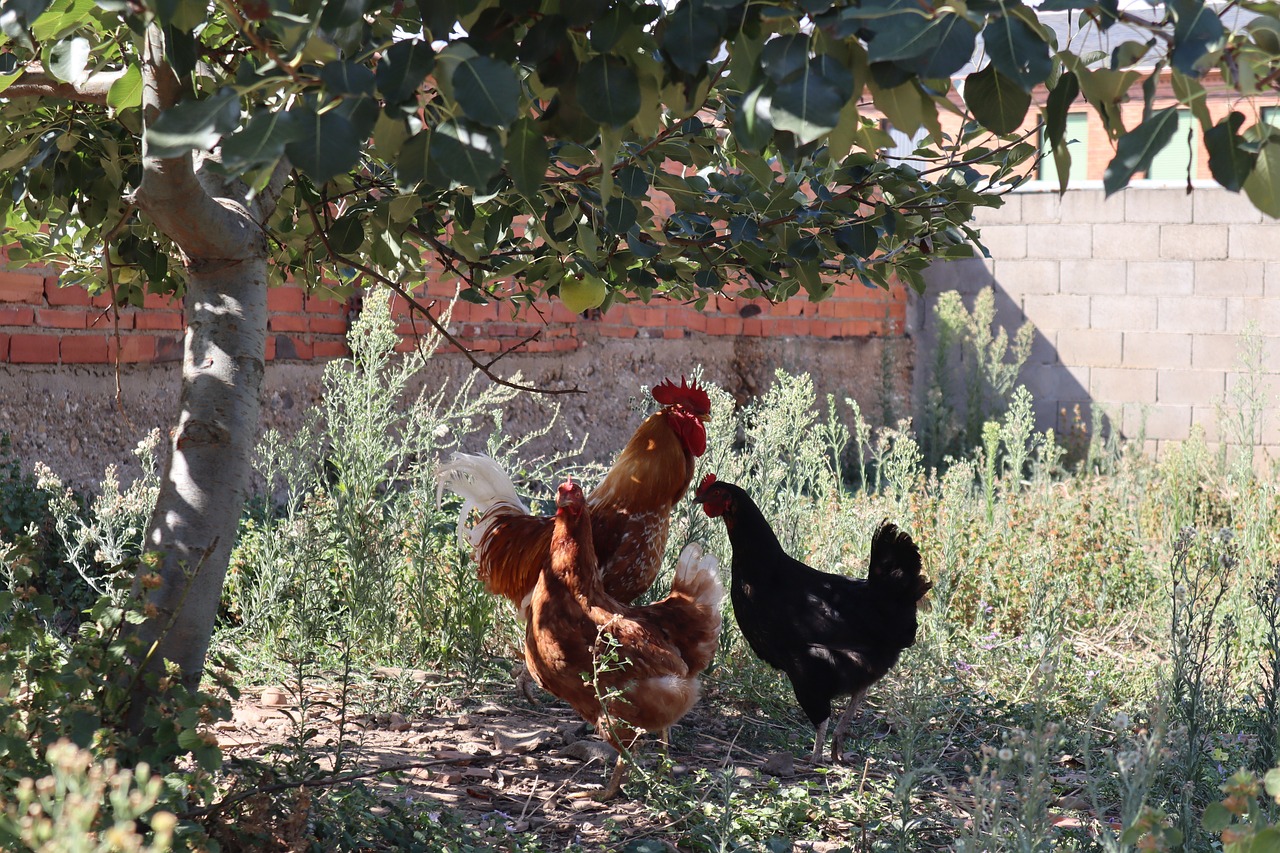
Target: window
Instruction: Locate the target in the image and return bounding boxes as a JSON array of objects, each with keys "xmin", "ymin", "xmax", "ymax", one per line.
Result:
[
  {"xmin": 1039, "ymin": 112, "xmax": 1089, "ymax": 182},
  {"xmin": 1144, "ymin": 109, "xmax": 1196, "ymax": 181},
  {"xmin": 882, "ymin": 123, "xmax": 929, "ymax": 165}
]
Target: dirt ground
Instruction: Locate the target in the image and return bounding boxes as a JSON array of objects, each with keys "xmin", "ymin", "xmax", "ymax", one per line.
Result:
[{"xmin": 211, "ymin": 668, "xmax": 858, "ymax": 851}]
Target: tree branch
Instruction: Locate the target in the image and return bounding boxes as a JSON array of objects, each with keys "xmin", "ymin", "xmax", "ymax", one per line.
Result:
[
  {"xmin": 298, "ymin": 196, "xmax": 582, "ymax": 396},
  {"xmin": 129, "ymin": 25, "xmax": 262, "ymax": 262},
  {"xmin": 3, "ymin": 67, "xmax": 128, "ymax": 103}
]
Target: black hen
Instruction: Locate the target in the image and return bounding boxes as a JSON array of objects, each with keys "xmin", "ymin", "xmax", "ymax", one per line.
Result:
[{"xmin": 694, "ymin": 476, "xmax": 931, "ymax": 764}]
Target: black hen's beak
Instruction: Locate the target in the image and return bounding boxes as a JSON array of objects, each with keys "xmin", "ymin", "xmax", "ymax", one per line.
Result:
[{"xmin": 692, "ymin": 493, "xmax": 706, "ymax": 504}]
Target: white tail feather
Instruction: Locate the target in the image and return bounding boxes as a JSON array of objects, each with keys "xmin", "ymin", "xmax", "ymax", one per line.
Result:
[
  {"xmin": 671, "ymin": 542, "xmax": 724, "ymax": 611},
  {"xmin": 435, "ymin": 453, "xmax": 530, "ymax": 549}
]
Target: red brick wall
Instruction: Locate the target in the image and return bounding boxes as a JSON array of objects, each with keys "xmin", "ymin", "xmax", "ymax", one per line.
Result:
[
  {"xmin": 0, "ymin": 269, "xmax": 352, "ymax": 365},
  {"xmin": 392, "ymin": 276, "xmax": 906, "ymax": 357},
  {"xmin": 1, "ymin": 267, "xmax": 906, "ymax": 366}
]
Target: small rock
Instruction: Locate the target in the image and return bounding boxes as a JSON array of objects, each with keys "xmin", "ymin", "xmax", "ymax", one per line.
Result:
[
  {"xmin": 474, "ymin": 702, "xmax": 508, "ymax": 716},
  {"xmin": 733, "ymin": 766, "xmax": 754, "ymax": 780},
  {"xmin": 388, "ymin": 712, "xmax": 411, "ymax": 732},
  {"xmin": 556, "ymin": 721, "xmax": 589, "ymax": 744},
  {"xmin": 671, "ymin": 763, "xmax": 690, "ymax": 779},
  {"xmin": 457, "ymin": 741, "xmax": 490, "ymax": 756},
  {"xmin": 493, "ymin": 729, "xmax": 553, "ymax": 754},
  {"xmin": 1054, "ymin": 795, "xmax": 1091, "ymax": 811},
  {"xmin": 260, "ymin": 687, "xmax": 289, "ymax": 707},
  {"xmin": 761, "ymin": 752, "xmax": 796, "ymax": 778},
  {"xmin": 561, "ymin": 740, "xmax": 618, "ymax": 765}
]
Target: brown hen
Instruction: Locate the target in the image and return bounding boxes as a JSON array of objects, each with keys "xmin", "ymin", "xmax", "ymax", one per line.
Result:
[{"xmin": 525, "ymin": 479, "xmax": 723, "ymax": 799}]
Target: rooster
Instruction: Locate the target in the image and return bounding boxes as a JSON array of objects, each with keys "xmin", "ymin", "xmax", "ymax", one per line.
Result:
[
  {"xmin": 694, "ymin": 476, "xmax": 931, "ymax": 765},
  {"xmin": 436, "ymin": 377, "xmax": 711, "ymax": 617},
  {"xmin": 526, "ymin": 479, "xmax": 723, "ymax": 799}
]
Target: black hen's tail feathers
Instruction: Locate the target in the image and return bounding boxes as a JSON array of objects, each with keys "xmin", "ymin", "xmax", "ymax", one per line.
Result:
[{"xmin": 867, "ymin": 521, "xmax": 932, "ymax": 603}]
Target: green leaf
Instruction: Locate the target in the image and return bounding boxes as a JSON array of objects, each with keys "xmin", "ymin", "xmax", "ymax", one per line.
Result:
[
  {"xmin": 1171, "ymin": 70, "xmax": 1211, "ymax": 127},
  {"xmin": 1044, "ymin": 71, "xmax": 1080, "ymax": 148},
  {"xmin": 145, "ymin": 88, "xmax": 241, "ymax": 159},
  {"xmin": 320, "ymin": 60, "xmax": 375, "ymax": 96},
  {"xmin": 1103, "ymin": 106, "xmax": 1179, "ymax": 195},
  {"xmin": 760, "ymin": 33, "xmax": 809, "ymax": 83},
  {"xmin": 46, "ymin": 36, "xmax": 89, "ymax": 82},
  {"xmin": 871, "ymin": 79, "xmax": 924, "ymax": 136},
  {"xmin": 106, "ymin": 64, "xmax": 143, "ymax": 111},
  {"xmin": 735, "ymin": 85, "xmax": 774, "ymax": 152},
  {"xmin": 31, "ymin": 0, "xmax": 95, "ymax": 41},
  {"xmin": 661, "ymin": 0, "xmax": 723, "ymax": 75},
  {"xmin": 983, "ymin": 15, "xmax": 1051, "ymax": 91},
  {"xmin": 219, "ymin": 109, "xmax": 303, "ymax": 175},
  {"xmin": 328, "ymin": 211, "xmax": 365, "ymax": 255},
  {"xmin": 451, "ymin": 55, "xmax": 520, "ymax": 128},
  {"xmin": 919, "ymin": 14, "xmax": 977, "ymax": 78},
  {"xmin": 505, "ymin": 118, "xmax": 547, "ymax": 200},
  {"xmin": 1265, "ymin": 767, "xmax": 1280, "ymax": 799},
  {"xmin": 964, "ymin": 65, "xmax": 1030, "ymax": 135},
  {"xmin": 376, "ymin": 38, "xmax": 435, "ymax": 105},
  {"xmin": 1244, "ymin": 140, "xmax": 1280, "ymax": 218},
  {"xmin": 284, "ymin": 108, "xmax": 361, "ymax": 184},
  {"xmin": 579, "ymin": 55, "xmax": 642, "ymax": 127},
  {"xmin": 428, "ymin": 119, "xmax": 502, "ymax": 188},
  {"xmin": 319, "ymin": 0, "xmax": 366, "ymax": 30},
  {"xmin": 372, "ymin": 110, "xmax": 409, "ymax": 160},
  {"xmin": 1202, "ymin": 801, "xmax": 1231, "ymax": 833},
  {"xmin": 1253, "ymin": 828, "xmax": 1280, "ymax": 853},
  {"xmin": 1170, "ymin": 0, "xmax": 1225, "ymax": 77},
  {"xmin": 772, "ymin": 60, "xmax": 847, "ymax": 144},
  {"xmin": 394, "ymin": 128, "xmax": 431, "ymax": 188},
  {"xmin": 1205, "ymin": 112, "xmax": 1257, "ymax": 192},
  {"xmin": 604, "ymin": 196, "xmax": 637, "ymax": 234}
]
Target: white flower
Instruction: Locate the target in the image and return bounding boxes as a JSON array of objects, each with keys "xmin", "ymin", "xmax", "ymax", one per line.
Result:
[{"xmin": 998, "ymin": 747, "xmax": 1014, "ymax": 762}]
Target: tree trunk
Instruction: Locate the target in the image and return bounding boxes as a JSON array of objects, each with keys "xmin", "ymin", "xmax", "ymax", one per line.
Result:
[
  {"xmin": 131, "ymin": 256, "xmax": 267, "ymax": 694},
  {"xmin": 123, "ymin": 25, "xmax": 286, "ymax": 726}
]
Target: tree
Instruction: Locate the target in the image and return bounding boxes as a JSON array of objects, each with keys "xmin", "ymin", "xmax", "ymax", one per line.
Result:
[{"xmin": 0, "ymin": 0, "xmax": 1276, "ymax": 721}]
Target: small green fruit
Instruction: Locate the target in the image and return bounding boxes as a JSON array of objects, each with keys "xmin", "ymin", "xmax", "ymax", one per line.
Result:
[{"xmin": 559, "ymin": 274, "xmax": 607, "ymax": 313}]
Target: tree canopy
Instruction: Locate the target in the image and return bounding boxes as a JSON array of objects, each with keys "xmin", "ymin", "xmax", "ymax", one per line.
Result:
[{"xmin": 2, "ymin": 0, "xmax": 1273, "ymax": 320}]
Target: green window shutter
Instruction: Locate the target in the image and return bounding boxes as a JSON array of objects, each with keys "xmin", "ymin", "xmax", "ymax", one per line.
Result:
[
  {"xmin": 1039, "ymin": 112, "xmax": 1090, "ymax": 182},
  {"xmin": 1144, "ymin": 110, "xmax": 1196, "ymax": 181}
]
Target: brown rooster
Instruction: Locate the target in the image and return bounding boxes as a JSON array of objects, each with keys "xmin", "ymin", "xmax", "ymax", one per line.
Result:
[
  {"xmin": 525, "ymin": 479, "xmax": 723, "ymax": 799},
  {"xmin": 436, "ymin": 377, "xmax": 711, "ymax": 617}
]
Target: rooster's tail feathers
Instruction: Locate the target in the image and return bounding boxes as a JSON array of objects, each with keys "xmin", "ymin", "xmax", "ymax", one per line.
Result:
[
  {"xmin": 435, "ymin": 453, "xmax": 530, "ymax": 548},
  {"xmin": 868, "ymin": 521, "xmax": 932, "ymax": 603},
  {"xmin": 671, "ymin": 542, "xmax": 725, "ymax": 613}
]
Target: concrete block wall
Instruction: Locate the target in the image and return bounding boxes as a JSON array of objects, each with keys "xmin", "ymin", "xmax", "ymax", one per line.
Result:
[{"xmin": 918, "ymin": 186, "xmax": 1280, "ymax": 462}]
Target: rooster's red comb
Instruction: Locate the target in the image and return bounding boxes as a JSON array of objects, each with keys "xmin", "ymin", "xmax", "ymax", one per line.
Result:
[
  {"xmin": 695, "ymin": 473, "xmax": 717, "ymax": 497},
  {"xmin": 652, "ymin": 376, "xmax": 711, "ymax": 416}
]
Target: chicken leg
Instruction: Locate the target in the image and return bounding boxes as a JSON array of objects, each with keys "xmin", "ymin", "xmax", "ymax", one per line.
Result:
[
  {"xmin": 810, "ymin": 719, "xmax": 829, "ymax": 765},
  {"xmin": 830, "ymin": 688, "xmax": 867, "ymax": 764}
]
